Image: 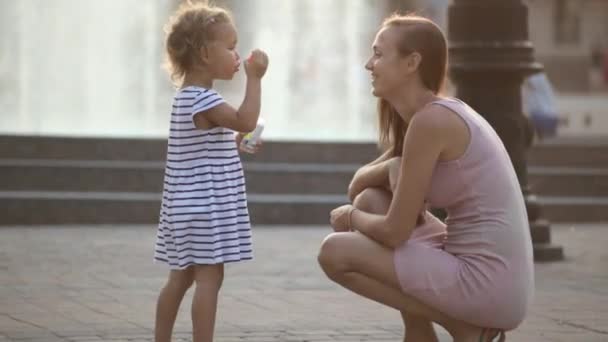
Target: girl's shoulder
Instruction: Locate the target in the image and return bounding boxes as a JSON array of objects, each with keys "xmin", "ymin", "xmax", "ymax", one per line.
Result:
[
  {"xmin": 177, "ymin": 86, "xmax": 221, "ymax": 96},
  {"xmin": 173, "ymin": 86, "xmax": 226, "ymax": 111}
]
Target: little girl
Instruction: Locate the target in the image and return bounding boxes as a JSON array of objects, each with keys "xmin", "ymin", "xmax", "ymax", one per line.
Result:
[{"xmin": 153, "ymin": 1, "xmax": 268, "ymax": 341}]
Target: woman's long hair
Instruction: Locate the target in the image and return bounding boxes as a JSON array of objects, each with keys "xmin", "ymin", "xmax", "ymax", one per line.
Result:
[{"xmin": 377, "ymin": 14, "xmax": 448, "ymax": 155}]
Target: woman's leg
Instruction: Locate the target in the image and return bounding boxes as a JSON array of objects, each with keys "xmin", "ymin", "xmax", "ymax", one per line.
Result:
[
  {"xmin": 192, "ymin": 264, "xmax": 224, "ymax": 342},
  {"xmin": 155, "ymin": 267, "xmax": 194, "ymax": 342},
  {"xmin": 353, "ymin": 188, "xmax": 438, "ymax": 342},
  {"xmin": 401, "ymin": 311, "xmax": 439, "ymax": 342},
  {"xmin": 321, "ymin": 188, "xmax": 490, "ymax": 341}
]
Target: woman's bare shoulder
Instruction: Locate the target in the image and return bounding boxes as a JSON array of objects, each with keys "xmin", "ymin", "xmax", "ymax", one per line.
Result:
[{"xmin": 410, "ymin": 102, "xmax": 455, "ymax": 131}]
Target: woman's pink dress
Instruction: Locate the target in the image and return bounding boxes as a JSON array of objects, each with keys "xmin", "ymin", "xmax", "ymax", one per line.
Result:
[{"xmin": 393, "ymin": 98, "xmax": 534, "ymax": 330}]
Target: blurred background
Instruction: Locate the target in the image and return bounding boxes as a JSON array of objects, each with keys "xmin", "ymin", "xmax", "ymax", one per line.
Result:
[
  {"xmin": 1, "ymin": 0, "xmax": 606, "ymax": 141},
  {"xmin": 1, "ymin": 2, "xmax": 607, "ymax": 340}
]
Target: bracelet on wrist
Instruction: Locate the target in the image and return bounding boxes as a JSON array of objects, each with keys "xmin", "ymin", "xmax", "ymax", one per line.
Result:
[{"xmin": 348, "ymin": 207, "xmax": 357, "ymax": 231}]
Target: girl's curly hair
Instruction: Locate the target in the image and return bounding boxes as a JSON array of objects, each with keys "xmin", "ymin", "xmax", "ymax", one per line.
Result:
[{"xmin": 163, "ymin": 0, "xmax": 233, "ymax": 84}]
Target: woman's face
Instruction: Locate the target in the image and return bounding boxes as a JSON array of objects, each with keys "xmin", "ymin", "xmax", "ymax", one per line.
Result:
[{"xmin": 365, "ymin": 26, "xmax": 414, "ymax": 98}]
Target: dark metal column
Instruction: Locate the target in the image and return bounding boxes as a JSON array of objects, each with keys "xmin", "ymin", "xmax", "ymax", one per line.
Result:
[{"xmin": 448, "ymin": 0, "xmax": 564, "ymax": 261}]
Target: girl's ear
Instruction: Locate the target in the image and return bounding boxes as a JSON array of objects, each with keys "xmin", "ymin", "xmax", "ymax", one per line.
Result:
[{"xmin": 199, "ymin": 45, "xmax": 210, "ymax": 65}]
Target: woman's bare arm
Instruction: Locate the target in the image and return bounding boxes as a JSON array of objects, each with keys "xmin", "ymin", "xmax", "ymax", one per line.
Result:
[
  {"xmin": 352, "ymin": 106, "xmax": 448, "ymax": 248},
  {"xmin": 348, "ymin": 147, "xmax": 394, "ymax": 201}
]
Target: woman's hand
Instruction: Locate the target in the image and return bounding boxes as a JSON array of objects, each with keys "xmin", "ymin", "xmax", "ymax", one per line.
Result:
[
  {"xmin": 347, "ymin": 148, "xmax": 395, "ymax": 201},
  {"xmin": 330, "ymin": 204, "xmax": 355, "ymax": 232},
  {"xmin": 387, "ymin": 157, "xmax": 402, "ymax": 192},
  {"xmin": 348, "ymin": 162, "xmax": 389, "ymax": 201},
  {"xmin": 348, "ymin": 157, "xmax": 400, "ymax": 200},
  {"xmin": 347, "ymin": 173, "xmax": 368, "ymax": 202}
]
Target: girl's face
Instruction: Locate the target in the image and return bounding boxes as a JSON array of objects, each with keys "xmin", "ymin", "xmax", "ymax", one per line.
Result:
[
  {"xmin": 365, "ymin": 26, "xmax": 416, "ymax": 98},
  {"xmin": 203, "ymin": 22, "xmax": 240, "ymax": 80}
]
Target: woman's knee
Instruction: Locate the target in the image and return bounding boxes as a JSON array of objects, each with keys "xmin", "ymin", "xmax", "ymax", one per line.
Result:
[
  {"xmin": 353, "ymin": 187, "xmax": 391, "ymax": 214},
  {"xmin": 317, "ymin": 233, "xmax": 353, "ymax": 278}
]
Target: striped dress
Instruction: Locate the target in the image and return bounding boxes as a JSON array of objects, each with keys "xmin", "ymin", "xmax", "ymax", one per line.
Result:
[{"xmin": 154, "ymin": 86, "xmax": 253, "ymax": 270}]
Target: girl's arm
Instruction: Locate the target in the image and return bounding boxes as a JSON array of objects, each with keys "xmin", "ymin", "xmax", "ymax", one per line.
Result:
[
  {"xmin": 195, "ymin": 78, "xmax": 260, "ymax": 132},
  {"xmin": 193, "ymin": 50, "xmax": 268, "ymax": 133}
]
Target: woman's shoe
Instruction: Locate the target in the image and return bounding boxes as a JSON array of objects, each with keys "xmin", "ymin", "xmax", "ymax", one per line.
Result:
[{"xmin": 479, "ymin": 328, "xmax": 505, "ymax": 342}]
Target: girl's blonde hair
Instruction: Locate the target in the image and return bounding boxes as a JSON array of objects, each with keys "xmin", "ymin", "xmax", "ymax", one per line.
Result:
[
  {"xmin": 164, "ymin": 0, "xmax": 233, "ymax": 84},
  {"xmin": 377, "ymin": 14, "xmax": 448, "ymax": 155}
]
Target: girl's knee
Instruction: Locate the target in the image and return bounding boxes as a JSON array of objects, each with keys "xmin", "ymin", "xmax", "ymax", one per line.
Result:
[
  {"xmin": 193, "ymin": 264, "xmax": 224, "ymax": 289},
  {"xmin": 167, "ymin": 268, "xmax": 194, "ymax": 292}
]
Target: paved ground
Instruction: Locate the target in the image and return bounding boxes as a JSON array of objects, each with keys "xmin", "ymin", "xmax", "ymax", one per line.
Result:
[{"xmin": 0, "ymin": 224, "xmax": 607, "ymax": 341}]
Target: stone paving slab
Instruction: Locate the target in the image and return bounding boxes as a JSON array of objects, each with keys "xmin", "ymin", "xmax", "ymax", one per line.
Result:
[{"xmin": 0, "ymin": 224, "xmax": 607, "ymax": 341}]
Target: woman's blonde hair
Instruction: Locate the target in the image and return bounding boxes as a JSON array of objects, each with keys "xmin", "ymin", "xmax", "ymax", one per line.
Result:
[
  {"xmin": 163, "ymin": 0, "xmax": 233, "ymax": 84},
  {"xmin": 377, "ymin": 14, "xmax": 448, "ymax": 155}
]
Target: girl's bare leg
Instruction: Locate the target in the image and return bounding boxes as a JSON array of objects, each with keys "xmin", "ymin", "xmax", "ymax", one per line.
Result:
[
  {"xmin": 155, "ymin": 267, "xmax": 194, "ymax": 342},
  {"xmin": 191, "ymin": 264, "xmax": 224, "ymax": 342}
]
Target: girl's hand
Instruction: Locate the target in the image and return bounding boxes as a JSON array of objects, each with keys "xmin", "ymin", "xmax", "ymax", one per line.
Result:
[
  {"xmin": 235, "ymin": 131, "xmax": 244, "ymax": 147},
  {"xmin": 330, "ymin": 204, "xmax": 355, "ymax": 232},
  {"xmin": 235, "ymin": 132, "xmax": 263, "ymax": 154},
  {"xmin": 241, "ymin": 140, "xmax": 263, "ymax": 154},
  {"xmin": 244, "ymin": 49, "xmax": 269, "ymax": 79}
]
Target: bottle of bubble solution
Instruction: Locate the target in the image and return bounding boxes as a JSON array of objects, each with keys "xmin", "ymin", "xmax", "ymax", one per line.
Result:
[{"xmin": 239, "ymin": 118, "xmax": 265, "ymax": 153}]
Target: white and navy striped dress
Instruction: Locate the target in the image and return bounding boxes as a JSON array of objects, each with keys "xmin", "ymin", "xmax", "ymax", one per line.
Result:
[{"xmin": 154, "ymin": 86, "xmax": 253, "ymax": 270}]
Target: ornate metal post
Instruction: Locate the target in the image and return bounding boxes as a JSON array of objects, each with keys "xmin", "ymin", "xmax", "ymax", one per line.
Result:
[{"xmin": 448, "ymin": 0, "xmax": 564, "ymax": 261}]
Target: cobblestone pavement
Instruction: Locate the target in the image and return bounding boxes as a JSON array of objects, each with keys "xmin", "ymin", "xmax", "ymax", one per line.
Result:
[{"xmin": 1, "ymin": 224, "xmax": 607, "ymax": 341}]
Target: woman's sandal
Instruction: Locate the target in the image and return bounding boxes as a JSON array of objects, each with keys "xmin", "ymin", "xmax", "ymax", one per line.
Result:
[{"xmin": 479, "ymin": 328, "xmax": 506, "ymax": 342}]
